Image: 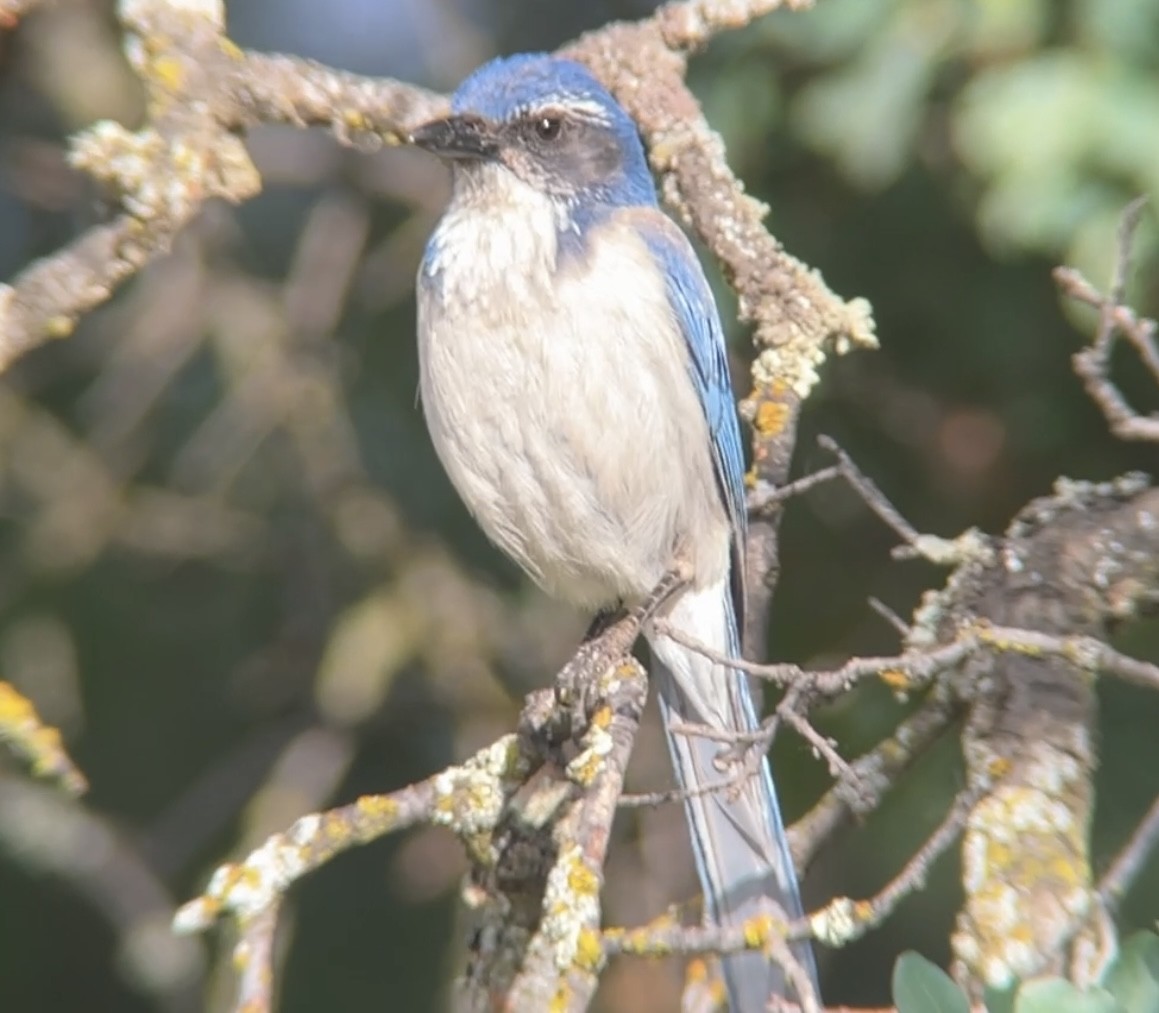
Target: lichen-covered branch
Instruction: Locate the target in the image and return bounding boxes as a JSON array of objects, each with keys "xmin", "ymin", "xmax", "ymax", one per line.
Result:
[
  {"xmin": 657, "ymin": 452, "xmax": 1159, "ymax": 995},
  {"xmin": 1, "ymin": 0, "xmax": 257, "ymax": 367},
  {"xmin": 932, "ymin": 475, "xmax": 1159, "ymax": 992},
  {"xmin": 175, "ymin": 606, "xmax": 657, "ymax": 1013},
  {"xmin": 0, "ymin": 681, "xmax": 87, "ymax": 795},
  {"xmin": 498, "ymin": 661, "xmax": 649, "ymax": 1012},
  {"xmin": 175, "ymin": 735, "xmax": 534, "ymax": 1011}
]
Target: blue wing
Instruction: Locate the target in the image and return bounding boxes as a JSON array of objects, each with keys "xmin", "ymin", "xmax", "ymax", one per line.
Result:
[
  {"xmin": 633, "ymin": 211, "xmax": 747, "ymax": 616},
  {"xmin": 626, "ymin": 212, "xmax": 816, "ymax": 1003}
]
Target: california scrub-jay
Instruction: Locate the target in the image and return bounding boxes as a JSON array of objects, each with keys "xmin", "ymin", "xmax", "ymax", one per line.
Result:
[{"xmin": 412, "ymin": 53, "xmax": 815, "ymax": 1008}]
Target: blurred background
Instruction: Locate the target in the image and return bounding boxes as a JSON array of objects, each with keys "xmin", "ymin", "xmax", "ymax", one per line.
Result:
[{"xmin": 1, "ymin": 0, "xmax": 1158, "ymax": 1010}]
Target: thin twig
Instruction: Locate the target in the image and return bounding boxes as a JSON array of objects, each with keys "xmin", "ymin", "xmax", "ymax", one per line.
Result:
[
  {"xmin": 1055, "ymin": 198, "xmax": 1159, "ymax": 443},
  {"xmin": 1099, "ymin": 790, "xmax": 1159, "ymax": 912},
  {"xmin": 790, "ymin": 686, "xmax": 959, "ymax": 870},
  {"xmin": 867, "ymin": 597, "xmax": 912, "ymax": 637},
  {"xmin": 817, "ymin": 435, "xmax": 922, "ymax": 545},
  {"xmin": 654, "ymin": 617, "xmax": 1159, "ymax": 696},
  {"xmin": 748, "ymin": 465, "xmax": 843, "ymax": 514},
  {"xmin": 233, "ymin": 901, "xmax": 282, "ymax": 1013},
  {"xmin": 806, "ymin": 788, "xmax": 977, "ymax": 950}
]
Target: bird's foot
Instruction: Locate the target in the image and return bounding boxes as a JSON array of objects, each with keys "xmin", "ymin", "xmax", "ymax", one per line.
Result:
[{"xmin": 554, "ymin": 567, "xmax": 690, "ymax": 737}]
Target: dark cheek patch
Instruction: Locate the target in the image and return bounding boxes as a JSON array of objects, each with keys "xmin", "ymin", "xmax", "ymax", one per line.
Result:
[
  {"xmin": 559, "ymin": 132, "xmax": 621, "ymax": 187},
  {"xmin": 495, "ymin": 121, "xmax": 627, "ymax": 200}
]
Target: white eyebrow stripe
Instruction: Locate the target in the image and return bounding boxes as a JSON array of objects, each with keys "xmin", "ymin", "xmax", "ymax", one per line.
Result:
[
  {"xmin": 513, "ymin": 98, "xmax": 613, "ymax": 125},
  {"xmin": 558, "ymin": 99, "xmax": 613, "ymax": 122}
]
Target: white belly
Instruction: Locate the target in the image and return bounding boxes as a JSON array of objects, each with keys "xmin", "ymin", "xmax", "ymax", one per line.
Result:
[{"xmin": 416, "ymin": 194, "xmax": 729, "ymax": 609}]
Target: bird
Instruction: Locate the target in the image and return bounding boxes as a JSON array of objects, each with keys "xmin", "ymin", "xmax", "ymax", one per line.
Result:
[{"xmin": 411, "ymin": 53, "xmax": 816, "ymax": 1009}]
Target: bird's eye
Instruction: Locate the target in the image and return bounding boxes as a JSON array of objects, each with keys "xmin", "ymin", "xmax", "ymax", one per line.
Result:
[{"xmin": 534, "ymin": 116, "xmax": 563, "ymax": 141}]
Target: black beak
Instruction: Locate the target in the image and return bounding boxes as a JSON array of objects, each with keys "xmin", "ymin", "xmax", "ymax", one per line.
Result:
[{"xmin": 409, "ymin": 115, "xmax": 499, "ymax": 161}]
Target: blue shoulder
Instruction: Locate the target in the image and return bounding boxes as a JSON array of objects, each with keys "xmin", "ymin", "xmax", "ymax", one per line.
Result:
[{"xmin": 620, "ymin": 209, "xmax": 748, "ymax": 605}]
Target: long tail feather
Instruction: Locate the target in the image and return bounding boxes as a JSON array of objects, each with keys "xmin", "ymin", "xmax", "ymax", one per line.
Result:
[{"xmin": 648, "ymin": 580, "xmax": 817, "ymax": 1009}]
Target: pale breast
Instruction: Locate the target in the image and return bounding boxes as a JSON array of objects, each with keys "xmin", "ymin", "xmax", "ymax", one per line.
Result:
[{"xmin": 417, "ymin": 197, "xmax": 730, "ymax": 609}]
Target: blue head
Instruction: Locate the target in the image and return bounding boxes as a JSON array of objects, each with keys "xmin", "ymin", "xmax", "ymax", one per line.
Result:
[{"xmin": 411, "ymin": 54, "xmax": 656, "ymax": 218}]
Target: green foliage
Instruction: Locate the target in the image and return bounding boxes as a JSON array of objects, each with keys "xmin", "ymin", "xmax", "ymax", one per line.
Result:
[
  {"xmin": 1102, "ymin": 933, "xmax": 1159, "ymax": 1013},
  {"xmin": 893, "ymin": 952, "xmax": 971, "ymax": 1013},
  {"xmin": 1014, "ymin": 979, "xmax": 1122, "ymax": 1013},
  {"xmin": 893, "ymin": 933, "xmax": 1159, "ymax": 1013},
  {"xmin": 753, "ymin": 0, "xmax": 1159, "ymax": 277}
]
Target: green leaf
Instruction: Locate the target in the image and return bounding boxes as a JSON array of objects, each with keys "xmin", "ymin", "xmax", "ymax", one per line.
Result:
[
  {"xmin": 1102, "ymin": 931, "xmax": 1159, "ymax": 1013},
  {"xmin": 1015, "ymin": 978, "xmax": 1125, "ymax": 1013},
  {"xmin": 985, "ymin": 982, "xmax": 1018, "ymax": 1013},
  {"xmin": 892, "ymin": 952, "xmax": 971, "ymax": 1013}
]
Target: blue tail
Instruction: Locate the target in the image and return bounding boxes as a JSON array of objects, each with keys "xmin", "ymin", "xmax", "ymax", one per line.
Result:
[{"xmin": 648, "ymin": 580, "xmax": 817, "ymax": 1009}]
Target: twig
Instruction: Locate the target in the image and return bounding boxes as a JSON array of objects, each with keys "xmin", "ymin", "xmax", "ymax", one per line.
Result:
[
  {"xmin": 789, "ymin": 685, "xmax": 959, "ymax": 870},
  {"xmin": 174, "ymin": 734, "xmax": 532, "ymax": 1000},
  {"xmin": 600, "ymin": 791, "xmax": 975, "ymax": 998},
  {"xmin": 776, "ymin": 702, "xmax": 858, "ymax": 786},
  {"xmin": 808, "ymin": 789, "xmax": 977, "ymax": 950},
  {"xmin": 233, "ymin": 901, "xmax": 282, "ymax": 1013},
  {"xmin": 816, "ymin": 435, "xmax": 922, "ymax": 546},
  {"xmin": 1055, "ymin": 198, "xmax": 1159, "ymax": 443},
  {"xmin": 1098, "ymin": 790, "xmax": 1159, "ymax": 912},
  {"xmin": 747, "ymin": 465, "xmax": 843, "ymax": 515},
  {"xmin": 867, "ymin": 597, "xmax": 912, "ymax": 637},
  {"xmin": 619, "ymin": 774, "xmax": 743, "ymax": 809},
  {"xmin": 0, "ymin": 681, "xmax": 87, "ymax": 795},
  {"xmin": 655, "ymin": 617, "xmax": 1159, "ymax": 697}
]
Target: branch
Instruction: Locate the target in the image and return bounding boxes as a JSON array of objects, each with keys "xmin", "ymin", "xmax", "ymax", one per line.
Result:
[
  {"xmin": 176, "ymin": 612, "xmax": 654, "ymax": 1013},
  {"xmin": 499, "ymin": 661, "xmax": 650, "ymax": 1011},
  {"xmin": 789, "ymin": 684, "xmax": 960, "ymax": 871},
  {"xmin": 0, "ymin": 681, "xmax": 87, "ymax": 795},
  {"xmin": 1098, "ymin": 789, "xmax": 1159, "ymax": 914},
  {"xmin": 175, "ymin": 735, "xmax": 532, "ymax": 1011},
  {"xmin": 1054, "ymin": 198, "xmax": 1159, "ymax": 443},
  {"xmin": 808, "ymin": 788, "xmax": 978, "ymax": 950},
  {"xmin": 936, "ymin": 475, "xmax": 1159, "ymax": 993}
]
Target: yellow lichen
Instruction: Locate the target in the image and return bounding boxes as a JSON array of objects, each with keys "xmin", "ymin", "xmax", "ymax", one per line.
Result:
[
  {"xmin": 567, "ymin": 858, "xmax": 600, "ymax": 898},
  {"xmin": 355, "ymin": 794, "xmax": 399, "ymax": 821},
  {"xmin": 149, "ymin": 55, "xmax": 185, "ymax": 92},
  {"xmin": 742, "ymin": 913, "xmax": 773, "ymax": 950},
  {"xmin": 0, "ymin": 681, "xmax": 86, "ymax": 794},
  {"xmin": 342, "ymin": 110, "xmax": 369, "ymax": 132},
  {"xmin": 589, "ymin": 705, "xmax": 613, "ymax": 730},
  {"xmin": 45, "ymin": 315, "xmax": 76, "ymax": 338},
  {"xmin": 879, "ymin": 668, "xmax": 913, "ymax": 690},
  {"xmin": 566, "ymin": 748, "xmax": 603, "ymax": 786},
  {"xmin": 574, "ymin": 927, "xmax": 604, "ymax": 971},
  {"xmin": 753, "ymin": 399, "xmax": 790, "ymax": 437}
]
